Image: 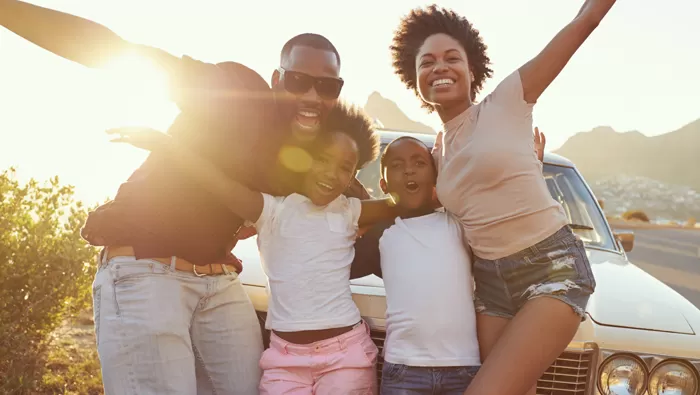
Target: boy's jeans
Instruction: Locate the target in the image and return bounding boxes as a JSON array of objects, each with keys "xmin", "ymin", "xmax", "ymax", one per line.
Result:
[
  {"xmin": 380, "ymin": 362, "xmax": 479, "ymax": 395},
  {"xmin": 92, "ymin": 254, "xmax": 263, "ymax": 395}
]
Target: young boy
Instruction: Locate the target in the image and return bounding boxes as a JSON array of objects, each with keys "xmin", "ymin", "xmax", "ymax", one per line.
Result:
[
  {"xmin": 351, "ymin": 136, "xmax": 481, "ymax": 395},
  {"xmin": 111, "ymin": 103, "xmax": 394, "ymax": 394}
]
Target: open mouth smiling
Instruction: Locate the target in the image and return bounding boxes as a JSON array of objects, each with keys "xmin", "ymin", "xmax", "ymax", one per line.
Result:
[
  {"xmin": 316, "ymin": 181, "xmax": 335, "ymax": 194},
  {"xmin": 295, "ymin": 108, "xmax": 321, "ymax": 130},
  {"xmin": 430, "ymin": 78, "xmax": 455, "ymax": 87}
]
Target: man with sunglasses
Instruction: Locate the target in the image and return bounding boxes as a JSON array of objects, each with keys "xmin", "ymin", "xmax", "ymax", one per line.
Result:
[{"xmin": 0, "ymin": 1, "xmax": 370, "ymax": 394}]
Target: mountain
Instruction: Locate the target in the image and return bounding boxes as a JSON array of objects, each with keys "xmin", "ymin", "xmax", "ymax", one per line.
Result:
[
  {"xmin": 555, "ymin": 119, "xmax": 700, "ymax": 192},
  {"xmin": 363, "ymin": 92, "xmax": 435, "ymax": 134}
]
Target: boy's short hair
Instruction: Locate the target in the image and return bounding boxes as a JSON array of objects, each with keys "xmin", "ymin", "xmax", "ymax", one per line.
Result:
[
  {"xmin": 321, "ymin": 102, "xmax": 380, "ymax": 170},
  {"xmin": 380, "ymin": 136, "xmax": 434, "ymax": 176},
  {"xmin": 281, "ymin": 33, "xmax": 341, "ymax": 66}
]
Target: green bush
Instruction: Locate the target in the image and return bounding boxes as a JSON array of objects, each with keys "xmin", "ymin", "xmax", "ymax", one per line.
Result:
[
  {"xmin": 622, "ymin": 209, "xmax": 650, "ymax": 222},
  {"xmin": 37, "ymin": 317, "xmax": 103, "ymax": 395},
  {"xmin": 0, "ymin": 168, "xmax": 97, "ymax": 394}
]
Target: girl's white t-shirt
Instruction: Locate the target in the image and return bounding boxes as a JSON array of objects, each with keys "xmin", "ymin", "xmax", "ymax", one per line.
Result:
[{"xmin": 254, "ymin": 193, "xmax": 362, "ymax": 332}]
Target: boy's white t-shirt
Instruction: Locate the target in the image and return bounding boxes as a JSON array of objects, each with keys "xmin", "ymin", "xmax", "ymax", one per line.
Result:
[
  {"xmin": 380, "ymin": 211, "xmax": 481, "ymax": 367},
  {"xmin": 254, "ymin": 192, "xmax": 362, "ymax": 332}
]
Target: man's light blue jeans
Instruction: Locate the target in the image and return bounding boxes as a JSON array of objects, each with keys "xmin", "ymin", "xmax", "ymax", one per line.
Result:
[{"xmin": 92, "ymin": 253, "xmax": 263, "ymax": 395}]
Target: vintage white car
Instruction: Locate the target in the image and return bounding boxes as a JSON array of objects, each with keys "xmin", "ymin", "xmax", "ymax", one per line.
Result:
[{"xmin": 238, "ymin": 130, "xmax": 700, "ymax": 395}]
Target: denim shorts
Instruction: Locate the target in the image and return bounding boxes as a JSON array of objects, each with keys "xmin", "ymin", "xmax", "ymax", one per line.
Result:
[{"xmin": 473, "ymin": 226, "xmax": 596, "ymax": 320}]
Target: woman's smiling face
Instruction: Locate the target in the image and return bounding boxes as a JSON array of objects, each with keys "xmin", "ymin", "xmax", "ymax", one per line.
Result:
[{"xmin": 416, "ymin": 33, "xmax": 472, "ymax": 111}]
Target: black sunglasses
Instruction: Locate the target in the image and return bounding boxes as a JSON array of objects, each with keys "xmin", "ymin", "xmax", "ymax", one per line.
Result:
[{"xmin": 278, "ymin": 68, "xmax": 344, "ymax": 100}]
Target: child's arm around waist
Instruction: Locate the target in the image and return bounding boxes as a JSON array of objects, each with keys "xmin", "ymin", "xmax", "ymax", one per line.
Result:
[
  {"xmin": 350, "ymin": 222, "xmax": 391, "ymax": 279},
  {"xmin": 108, "ymin": 127, "xmax": 264, "ymax": 223},
  {"xmin": 358, "ymin": 198, "xmax": 399, "ymax": 228}
]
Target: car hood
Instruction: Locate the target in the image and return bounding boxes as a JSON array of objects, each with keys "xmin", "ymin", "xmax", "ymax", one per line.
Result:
[
  {"xmin": 238, "ymin": 237, "xmax": 696, "ymax": 335},
  {"xmin": 585, "ymin": 248, "xmax": 695, "ymax": 335}
]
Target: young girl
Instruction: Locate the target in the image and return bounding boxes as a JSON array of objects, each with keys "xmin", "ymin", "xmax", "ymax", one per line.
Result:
[
  {"xmin": 390, "ymin": 2, "xmax": 614, "ymax": 394},
  {"xmin": 110, "ymin": 103, "xmax": 392, "ymax": 394}
]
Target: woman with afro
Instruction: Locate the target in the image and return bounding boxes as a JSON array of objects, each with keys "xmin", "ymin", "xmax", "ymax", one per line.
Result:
[{"xmin": 390, "ymin": 2, "xmax": 616, "ymax": 395}]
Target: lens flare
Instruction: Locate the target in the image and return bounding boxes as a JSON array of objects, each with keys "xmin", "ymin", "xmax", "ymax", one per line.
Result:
[{"xmin": 278, "ymin": 145, "xmax": 313, "ymax": 173}]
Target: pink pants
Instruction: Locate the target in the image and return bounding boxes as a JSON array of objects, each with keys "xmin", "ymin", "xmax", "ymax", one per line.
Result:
[{"xmin": 259, "ymin": 321, "xmax": 378, "ymax": 395}]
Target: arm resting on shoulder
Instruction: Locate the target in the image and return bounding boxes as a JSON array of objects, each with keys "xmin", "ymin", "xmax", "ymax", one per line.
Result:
[
  {"xmin": 358, "ymin": 199, "xmax": 399, "ymax": 228},
  {"xmin": 109, "ymin": 127, "xmax": 264, "ymax": 223},
  {"xmin": 163, "ymin": 139, "xmax": 264, "ymax": 223}
]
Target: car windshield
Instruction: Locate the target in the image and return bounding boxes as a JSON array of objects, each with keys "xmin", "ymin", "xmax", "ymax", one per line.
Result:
[{"xmin": 357, "ymin": 144, "xmax": 616, "ymax": 251}]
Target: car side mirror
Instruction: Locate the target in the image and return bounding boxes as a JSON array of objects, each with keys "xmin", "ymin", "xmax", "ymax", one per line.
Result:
[{"xmin": 613, "ymin": 230, "xmax": 634, "ymax": 252}]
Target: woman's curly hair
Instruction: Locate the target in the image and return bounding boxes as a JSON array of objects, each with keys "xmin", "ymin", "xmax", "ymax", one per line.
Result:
[{"xmin": 390, "ymin": 4, "xmax": 493, "ymax": 110}]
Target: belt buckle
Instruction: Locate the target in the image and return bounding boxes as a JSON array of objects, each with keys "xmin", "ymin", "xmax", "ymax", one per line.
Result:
[{"xmin": 192, "ymin": 264, "xmax": 208, "ymax": 277}]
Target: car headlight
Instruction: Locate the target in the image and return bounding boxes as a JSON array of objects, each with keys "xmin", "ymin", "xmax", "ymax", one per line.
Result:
[
  {"xmin": 647, "ymin": 360, "xmax": 699, "ymax": 395},
  {"xmin": 598, "ymin": 353, "xmax": 648, "ymax": 395}
]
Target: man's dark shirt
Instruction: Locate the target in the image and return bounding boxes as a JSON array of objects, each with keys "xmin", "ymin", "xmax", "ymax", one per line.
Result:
[{"xmin": 81, "ymin": 57, "xmax": 369, "ymax": 270}]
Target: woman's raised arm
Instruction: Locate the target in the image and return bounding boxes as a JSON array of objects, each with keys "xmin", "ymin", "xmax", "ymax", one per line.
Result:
[{"xmin": 519, "ymin": 0, "xmax": 617, "ymax": 104}]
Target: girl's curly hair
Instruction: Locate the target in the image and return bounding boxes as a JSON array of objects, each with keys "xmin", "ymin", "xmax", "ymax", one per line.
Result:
[{"xmin": 321, "ymin": 101, "xmax": 380, "ymax": 170}]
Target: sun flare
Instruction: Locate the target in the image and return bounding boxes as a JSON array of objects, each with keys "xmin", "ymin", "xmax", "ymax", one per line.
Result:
[{"xmin": 102, "ymin": 53, "xmax": 178, "ymax": 130}]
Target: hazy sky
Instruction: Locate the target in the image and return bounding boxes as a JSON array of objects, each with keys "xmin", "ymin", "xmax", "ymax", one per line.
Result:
[{"xmin": 1, "ymin": 0, "xmax": 698, "ymax": 204}]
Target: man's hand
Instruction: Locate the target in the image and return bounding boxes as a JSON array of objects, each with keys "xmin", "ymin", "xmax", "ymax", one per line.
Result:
[
  {"xmin": 534, "ymin": 126, "xmax": 546, "ymax": 163},
  {"xmin": 107, "ymin": 127, "xmax": 171, "ymax": 151}
]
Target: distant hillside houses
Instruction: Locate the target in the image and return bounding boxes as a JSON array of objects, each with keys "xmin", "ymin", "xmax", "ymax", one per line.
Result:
[{"xmin": 592, "ymin": 175, "xmax": 700, "ymax": 222}]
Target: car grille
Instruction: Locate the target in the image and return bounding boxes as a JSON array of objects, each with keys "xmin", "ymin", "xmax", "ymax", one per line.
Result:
[
  {"xmin": 371, "ymin": 330, "xmax": 594, "ymax": 395},
  {"xmin": 370, "ymin": 330, "xmax": 386, "ymax": 380},
  {"xmin": 537, "ymin": 351, "xmax": 594, "ymax": 395}
]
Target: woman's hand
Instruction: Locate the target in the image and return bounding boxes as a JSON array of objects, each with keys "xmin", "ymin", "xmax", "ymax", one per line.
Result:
[
  {"xmin": 534, "ymin": 126, "xmax": 546, "ymax": 162},
  {"xmin": 107, "ymin": 126, "xmax": 171, "ymax": 151}
]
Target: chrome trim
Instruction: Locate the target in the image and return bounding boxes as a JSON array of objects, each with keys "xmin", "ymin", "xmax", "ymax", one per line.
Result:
[
  {"xmin": 535, "ymin": 343, "xmax": 599, "ymax": 395},
  {"xmin": 582, "ymin": 244, "xmax": 624, "ymax": 256},
  {"xmin": 369, "ymin": 329, "xmax": 386, "ymax": 382},
  {"xmin": 600, "ymin": 350, "xmax": 700, "ymax": 372},
  {"xmin": 585, "ymin": 344, "xmax": 600, "ymax": 395},
  {"xmin": 571, "ymin": 166, "xmax": 621, "ymax": 254},
  {"xmin": 538, "ymin": 351, "xmax": 595, "ymax": 394}
]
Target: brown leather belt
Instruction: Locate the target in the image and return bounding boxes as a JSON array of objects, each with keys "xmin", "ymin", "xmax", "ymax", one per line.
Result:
[{"xmin": 104, "ymin": 246, "xmax": 237, "ymax": 276}]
